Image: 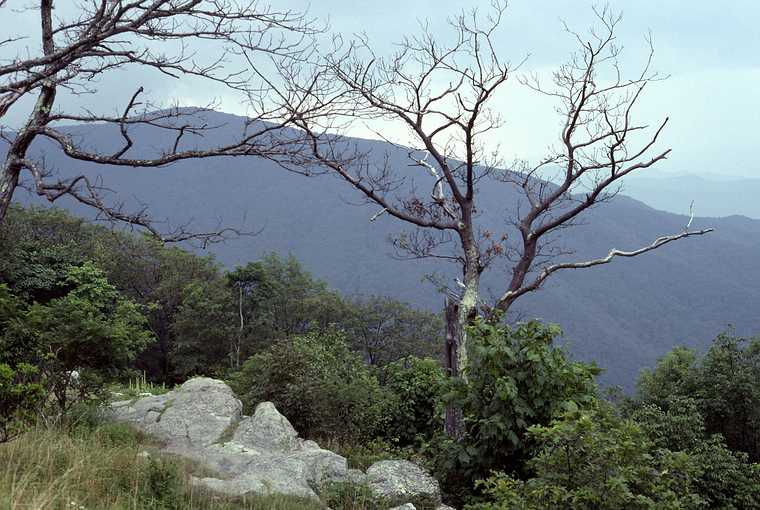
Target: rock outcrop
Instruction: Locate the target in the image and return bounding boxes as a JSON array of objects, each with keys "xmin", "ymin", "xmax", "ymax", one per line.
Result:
[
  {"xmin": 113, "ymin": 377, "xmax": 242, "ymax": 448},
  {"xmin": 366, "ymin": 459, "xmax": 442, "ymax": 508},
  {"xmin": 110, "ymin": 377, "xmax": 449, "ymax": 508}
]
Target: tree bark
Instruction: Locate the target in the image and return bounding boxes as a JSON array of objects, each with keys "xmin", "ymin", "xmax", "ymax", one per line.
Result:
[
  {"xmin": 443, "ymin": 297, "xmax": 465, "ymax": 439},
  {"xmin": 235, "ymin": 285, "xmax": 244, "ymax": 370},
  {"xmin": 0, "ymin": 0, "xmax": 56, "ymax": 224},
  {"xmin": 0, "ymin": 164, "xmax": 20, "ymax": 223},
  {"xmin": 444, "ymin": 230, "xmax": 481, "ymax": 439},
  {"xmin": 0, "ymin": 79, "xmax": 56, "ymax": 223}
]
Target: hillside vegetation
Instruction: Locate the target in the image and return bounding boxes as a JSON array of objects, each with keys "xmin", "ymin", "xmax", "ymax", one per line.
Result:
[
  {"xmin": 15, "ymin": 110, "xmax": 760, "ymax": 389},
  {"xmin": 0, "ymin": 424, "xmax": 327, "ymax": 510},
  {"xmin": 0, "ymin": 204, "xmax": 758, "ymax": 508}
]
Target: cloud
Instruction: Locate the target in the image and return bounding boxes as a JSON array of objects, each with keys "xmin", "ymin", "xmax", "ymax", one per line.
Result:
[{"xmin": 2, "ymin": 0, "xmax": 758, "ymax": 178}]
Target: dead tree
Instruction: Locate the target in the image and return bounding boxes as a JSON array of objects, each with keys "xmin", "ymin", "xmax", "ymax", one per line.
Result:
[
  {"xmin": 0, "ymin": 0, "xmax": 319, "ymax": 242},
  {"xmin": 273, "ymin": 4, "xmax": 713, "ymax": 436}
]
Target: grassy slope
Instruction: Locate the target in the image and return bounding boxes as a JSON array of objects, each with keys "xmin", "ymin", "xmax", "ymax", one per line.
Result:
[{"xmin": 0, "ymin": 423, "xmax": 325, "ymax": 510}]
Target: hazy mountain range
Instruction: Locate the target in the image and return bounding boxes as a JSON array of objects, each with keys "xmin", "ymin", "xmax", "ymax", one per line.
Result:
[
  {"xmin": 623, "ymin": 174, "xmax": 760, "ymax": 219},
  {"xmin": 8, "ymin": 111, "xmax": 760, "ymax": 390}
]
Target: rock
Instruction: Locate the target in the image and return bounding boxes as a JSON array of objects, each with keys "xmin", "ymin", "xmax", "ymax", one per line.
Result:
[
  {"xmin": 232, "ymin": 402, "xmax": 300, "ymax": 451},
  {"xmin": 347, "ymin": 468, "xmax": 367, "ymax": 485},
  {"xmin": 190, "ymin": 452, "xmax": 320, "ymax": 499},
  {"xmin": 388, "ymin": 501, "xmax": 457, "ymax": 510},
  {"xmin": 191, "ymin": 470, "xmax": 316, "ymax": 499},
  {"xmin": 294, "ymin": 446, "xmax": 349, "ymax": 487},
  {"xmin": 366, "ymin": 460, "xmax": 441, "ymax": 508},
  {"xmin": 301, "ymin": 439, "xmax": 321, "ymax": 450},
  {"xmin": 154, "ymin": 377, "xmax": 242, "ymax": 447},
  {"xmin": 110, "ymin": 377, "xmax": 351, "ymax": 502},
  {"xmin": 111, "ymin": 377, "xmax": 242, "ymax": 448},
  {"xmin": 111, "ymin": 393, "xmax": 171, "ymax": 424},
  {"xmin": 181, "ymin": 430, "xmax": 348, "ymax": 500},
  {"xmin": 109, "ymin": 378, "xmax": 451, "ymax": 507}
]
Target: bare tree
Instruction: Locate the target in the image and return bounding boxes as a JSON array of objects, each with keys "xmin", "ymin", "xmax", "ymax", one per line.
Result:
[
  {"xmin": 0, "ymin": 0, "xmax": 319, "ymax": 242},
  {"xmin": 272, "ymin": 3, "xmax": 713, "ymax": 436}
]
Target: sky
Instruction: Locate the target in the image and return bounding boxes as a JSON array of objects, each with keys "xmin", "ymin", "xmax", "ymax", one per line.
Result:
[{"xmin": 1, "ymin": 0, "xmax": 759, "ymax": 180}]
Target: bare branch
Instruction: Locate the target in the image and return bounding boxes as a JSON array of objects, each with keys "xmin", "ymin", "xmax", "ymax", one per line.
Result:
[
  {"xmin": 495, "ymin": 226, "xmax": 714, "ymax": 312},
  {"xmin": 20, "ymin": 157, "xmax": 256, "ymax": 246},
  {"xmin": 275, "ymin": 4, "xmax": 714, "ymax": 334},
  {"xmin": 1, "ymin": 0, "xmax": 323, "ymax": 240}
]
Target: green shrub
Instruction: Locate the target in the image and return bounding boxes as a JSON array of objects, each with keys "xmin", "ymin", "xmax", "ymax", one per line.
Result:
[
  {"xmin": 0, "ymin": 264, "xmax": 155, "ymax": 422},
  {"xmin": 230, "ymin": 329, "xmax": 393, "ymax": 442},
  {"xmin": 142, "ymin": 456, "xmax": 185, "ymax": 509},
  {"xmin": 90, "ymin": 421, "xmax": 146, "ymax": 448},
  {"xmin": 383, "ymin": 356, "xmax": 445, "ymax": 445},
  {"xmin": 631, "ymin": 396, "xmax": 706, "ymax": 452},
  {"xmin": 327, "ymin": 437, "xmax": 412, "ymax": 471},
  {"xmin": 0, "ymin": 362, "xmax": 45, "ymax": 442},
  {"xmin": 689, "ymin": 436, "xmax": 760, "ymax": 510},
  {"xmin": 636, "ymin": 346, "xmax": 698, "ymax": 405},
  {"xmin": 469, "ymin": 402, "xmax": 705, "ymax": 510},
  {"xmin": 636, "ymin": 332, "xmax": 760, "ymax": 462},
  {"xmin": 631, "ymin": 397, "xmax": 760, "ymax": 510},
  {"xmin": 344, "ymin": 295, "xmax": 444, "ymax": 366},
  {"xmin": 439, "ymin": 320, "xmax": 599, "ymax": 489},
  {"xmin": 697, "ymin": 333, "xmax": 760, "ymax": 462},
  {"xmin": 170, "ymin": 279, "xmax": 238, "ymax": 379}
]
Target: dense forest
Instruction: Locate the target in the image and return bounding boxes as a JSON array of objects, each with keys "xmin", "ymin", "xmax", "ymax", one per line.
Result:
[
  {"xmin": 0, "ymin": 205, "xmax": 443, "ymax": 384},
  {"xmin": 1, "ymin": 205, "xmax": 758, "ymax": 508}
]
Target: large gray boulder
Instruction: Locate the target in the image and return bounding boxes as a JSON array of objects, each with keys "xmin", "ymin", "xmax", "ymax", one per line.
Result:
[
  {"xmin": 110, "ymin": 377, "xmax": 447, "ymax": 507},
  {"xmin": 232, "ymin": 401, "xmax": 300, "ymax": 451},
  {"xmin": 111, "ymin": 377, "xmax": 242, "ymax": 447},
  {"xmin": 110, "ymin": 377, "xmax": 348, "ymax": 500},
  {"xmin": 366, "ymin": 459, "xmax": 442, "ymax": 508}
]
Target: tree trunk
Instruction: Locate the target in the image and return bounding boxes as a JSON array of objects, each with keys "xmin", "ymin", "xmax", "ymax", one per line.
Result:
[
  {"xmin": 444, "ymin": 297, "xmax": 465, "ymax": 439},
  {"xmin": 0, "ymin": 83, "xmax": 55, "ymax": 223},
  {"xmin": 442, "ymin": 219, "xmax": 483, "ymax": 439},
  {"xmin": 234, "ymin": 285, "xmax": 244, "ymax": 370},
  {"xmin": 0, "ymin": 165, "xmax": 20, "ymax": 223},
  {"xmin": 0, "ymin": 0, "xmax": 55, "ymax": 226},
  {"xmin": 443, "ymin": 257, "xmax": 481, "ymax": 440}
]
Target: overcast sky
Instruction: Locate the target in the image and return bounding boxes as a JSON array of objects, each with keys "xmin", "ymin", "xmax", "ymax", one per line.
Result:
[{"xmin": 2, "ymin": 0, "xmax": 759, "ymax": 179}]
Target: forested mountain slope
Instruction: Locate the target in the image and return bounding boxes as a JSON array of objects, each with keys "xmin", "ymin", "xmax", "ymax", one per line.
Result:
[{"xmin": 10, "ymin": 111, "xmax": 760, "ymax": 388}]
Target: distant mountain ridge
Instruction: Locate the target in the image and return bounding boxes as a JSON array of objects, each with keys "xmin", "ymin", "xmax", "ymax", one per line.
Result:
[
  {"xmin": 7, "ymin": 110, "xmax": 760, "ymax": 390},
  {"xmin": 622, "ymin": 174, "xmax": 760, "ymax": 219}
]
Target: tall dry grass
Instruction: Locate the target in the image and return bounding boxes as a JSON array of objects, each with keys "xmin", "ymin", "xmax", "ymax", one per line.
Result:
[{"xmin": 0, "ymin": 423, "xmax": 323, "ymax": 510}]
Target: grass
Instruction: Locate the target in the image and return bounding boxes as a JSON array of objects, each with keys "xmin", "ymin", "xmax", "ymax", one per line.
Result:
[
  {"xmin": 0, "ymin": 421, "xmax": 412, "ymax": 509},
  {"xmin": 325, "ymin": 438, "xmax": 403, "ymax": 471},
  {"xmin": 321, "ymin": 481, "xmax": 389, "ymax": 510},
  {"xmin": 0, "ymin": 423, "xmax": 325, "ymax": 510},
  {"xmin": 108, "ymin": 372, "xmax": 171, "ymax": 401},
  {"xmin": 323, "ymin": 437, "xmax": 428, "ymax": 473}
]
